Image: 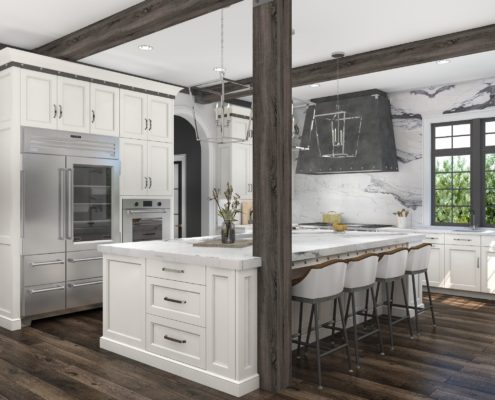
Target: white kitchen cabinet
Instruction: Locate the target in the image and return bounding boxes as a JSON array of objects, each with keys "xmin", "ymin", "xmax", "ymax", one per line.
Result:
[
  {"xmin": 20, "ymin": 69, "xmax": 58, "ymax": 129},
  {"xmin": 217, "ymin": 143, "xmax": 253, "ymax": 199},
  {"xmin": 57, "ymin": 77, "xmax": 90, "ymax": 133},
  {"xmin": 481, "ymin": 247, "xmax": 495, "ymax": 294},
  {"xmin": 90, "ymin": 83, "xmax": 119, "ymax": 136},
  {"xmin": 120, "ymin": 138, "xmax": 172, "ymax": 196},
  {"xmin": 444, "ymin": 244, "xmax": 481, "ymax": 292},
  {"xmin": 120, "ymin": 89, "xmax": 172, "ymax": 142},
  {"xmin": 422, "ymin": 244, "xmax": 445, "ymax": 288}
]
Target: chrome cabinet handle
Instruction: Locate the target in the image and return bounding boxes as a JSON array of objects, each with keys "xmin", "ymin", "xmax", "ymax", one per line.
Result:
[
  {"xmin": 477, "ymin": 257, "xmax": 480, "ymax": 269},
  {"xmin": 163, "ymin": 335, "xmax": 186, "ymax": 344},
  {"xmin": 163, "ymin": 297, "xmax": 187, "ymax": 304},
  {"xmin": 68, "ymin": 280, "xmax": 103, "ymax": 288},
  {"xmin": 149, "ymin": 177, "xmax": 152, "ymax": 189},
  {"xmin": 68, "ymin": 256, "xmax": 103, "ymax": 263},
  {"xmin": 20, "ymin": 170, "xmax": 25, "ymax": 239},
  {"xmin": 59, "ymin": 105, "xmax": 63, "ymax": 119},
  {"xmin": 92, "ymin": 110, "xmax": 95, "ymax": 123},
  {"xmin": 127, "ymin": 209, "xmax": 168, "ymax": 215},
  {"xmin": 30, "ymin": 260, "xmax": 64, "ymax": 267},
  {"xmin": 426, "ymin": 237, "xmax": 438, "ymax": 240},
  {"xmin": 453, "ymin": 238, "xmax": 471, "ymax": 242},
  {"xmin": 144, "ymin": 177, "xmax": 149, "ymax": 189},
  {"xmin": 58, "ymin": 168, "xmax": 66, "ymax": 240},
  {"xmin": 29, "ymin": 286, "xmax": 64, "ymax": 294},
  {"xmin": 53, "ymin": 104, "xmax": 57, "ymax": 119},
  {"xmin": 66, "ymin": 169, "xmax": 73, "ymax": 240},
  {"xmin": 149, "ymin": 119, "xmax": 152, "ymax": 131},
  {"xmin": 144, "ymin": 118, "xmax": 148, "ymax": 131},
  {"xmin": 161, "ymin": 267, "xmax": 185, "ymax": 274}
]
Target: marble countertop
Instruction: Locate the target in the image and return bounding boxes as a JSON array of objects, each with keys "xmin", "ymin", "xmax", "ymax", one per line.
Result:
[{"xmin": 99, "ymin": 230, "xmax": 424, "ymax": 271}]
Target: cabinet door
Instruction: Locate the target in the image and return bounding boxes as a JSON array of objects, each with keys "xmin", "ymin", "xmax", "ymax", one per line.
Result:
[
  {"xmin": 120, "ymin": 139, "xmax": 147, "ymax": 196},
  {"xmin": 422, "ymin": 244, "xmax": 445, "ymax": 288},
  {"xmin": 445, "ymin": 245, "xmax": 481, "ymax": 292},
  {"xmin": 20, "ymin": 70, "xmax": 58, "ymax": 129},
  {"xmin": 147, "ymin": 141, "xmax": 172, "ymax": 196},
  {"xmin": 57, "ymin": 77, "xmax": 90, "ymax": 133},
  {"xmin": 120, "ymin": 90, "xmax": 147, "ymax": 139},
  {"xmin": 90, "ymin": 84, "xmax": 119, "ymax": 136},
  {"xmin": 481, "ymin": 248, "xmax": 495, "ymax": 294},
  {"xmin": 147, "ymin": 95, "xmax": 173, "ymax": 142}
]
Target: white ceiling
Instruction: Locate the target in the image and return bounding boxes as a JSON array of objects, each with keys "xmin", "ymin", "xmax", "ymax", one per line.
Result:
[
  {"xmin": 0, "ymin": 0, "xmax": 142, "ymax": 49},
  {"xmin": 2, "ymin": 0, "xmax": 495, "ymax": 98}
]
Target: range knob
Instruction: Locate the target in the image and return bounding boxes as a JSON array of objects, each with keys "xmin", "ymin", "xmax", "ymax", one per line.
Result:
[
  {"xmin": 134, "ymin": 202, "xmax": 139, "ymax": 207},
  {"xmin": 157, "ymin": 201, "xmax": 162, "ymax": 206}
]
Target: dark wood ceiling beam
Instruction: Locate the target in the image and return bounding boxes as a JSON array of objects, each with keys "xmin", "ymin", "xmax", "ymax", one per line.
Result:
[
  {"xmin": 35, "ymin": 0, "xmax": 243, "ymax": 61},
  {"xmin": 195, "ymin": 23, "xmax": 495, "ymax": 103}
]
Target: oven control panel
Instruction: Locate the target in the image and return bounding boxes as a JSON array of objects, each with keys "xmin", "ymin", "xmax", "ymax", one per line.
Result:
[{"xmin": 123, "ymin": 199, "xmax": 168, "ymax": 210}]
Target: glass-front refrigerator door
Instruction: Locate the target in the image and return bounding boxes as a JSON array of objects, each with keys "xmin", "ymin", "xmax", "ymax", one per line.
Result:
[{"xmin": 66, "ymin": 157, "xmax": 120, "ymax": 252}]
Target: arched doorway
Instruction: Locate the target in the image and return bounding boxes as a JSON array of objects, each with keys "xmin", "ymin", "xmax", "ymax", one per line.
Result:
[{"xmin": 174, "ymin": 116, "xmax": 202, "ymax": 238}]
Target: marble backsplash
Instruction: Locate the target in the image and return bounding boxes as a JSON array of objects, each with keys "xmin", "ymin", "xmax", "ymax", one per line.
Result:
[{"xmin": 293, "ymin": 76, "xmax": 495, "ymax": 226}]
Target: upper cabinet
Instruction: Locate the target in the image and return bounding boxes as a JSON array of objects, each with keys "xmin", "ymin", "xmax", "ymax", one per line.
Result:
[
  {"xmin": 21, "ymin": 70, "xmax": 119, "ymax": 136},
  {"xmin": 90, "ymin": 84, "xmax": 119, "ymax": 137},
  {"xmin": 120, "ymin": 89, "xmax": 172, "ymax": 143}
]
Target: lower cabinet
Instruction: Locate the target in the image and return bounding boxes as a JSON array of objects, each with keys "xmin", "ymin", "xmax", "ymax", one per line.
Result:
[
  {"xmin": 444, "ymin": 245, "xmax": 481, "ymax": 292},
  {"xmin": 423, "ymin": 244, "xmax": 445, "ymax": 288},
  {"xmin": 66, "ymin": 278, "xmax": 103, "ymax": 309},
  {"xmin": 481, "ymin": 247, "xmax": 495, "ymax": 294}
]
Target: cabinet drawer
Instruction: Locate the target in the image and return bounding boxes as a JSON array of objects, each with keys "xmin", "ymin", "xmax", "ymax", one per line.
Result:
[
  {"xmin": 147, "ymin": 277, "xmax": 205, "ymax": 326},
  {"xmin": 422, "ymin": 233, "xmax": 444, "ymax": 245},
  {"xmin": 147, "ymin": 258, "xmax": 205, "ymax": 285},
  {"xmin": 445, "ymin": 234, "xmax": 481, "ymax": 246},
  {"xmin": 23, "ymin": 253, "xmax": 65, "ymax": 287},
  {"xmin": 67, "ymin": 278, "xmax": 103, "ymax": 309},
  {"xmin": 23, "ymin": 283, "xmax": 65, "ymax": 317},
  {"xmin": 146, "ymin": 314, "xmax": 206, "ymax": 369},
  {"xmin": 67, "ymin": 251, "xmax": 103, "ymax": 281},
  {"xmin": 482, "ymin": 236, "xmax": 495, "ymax": 248}
]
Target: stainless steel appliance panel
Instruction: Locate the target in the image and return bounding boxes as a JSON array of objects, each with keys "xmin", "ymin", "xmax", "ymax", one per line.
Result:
[
  {"xmin": 66, "ymin": 156, "xmax": 120, "ymax": 252},
  {"xmin": 66, "ymin": 278, "xmax": 103, "ymax": 309},
  {"xmin": 22, "ymin": 154, "xmax": 66, "ymax": 255},
  {"xmin": 67, "ymin": 250, "xmax": 103, "ymax": 281},
  {"xmin": 122, "ymin": 199, "xmax": 170, "ymax": 243},
  {"xmin": 23, "ymin": 253, "xmax": 66, "ymax": 287},
  {"xmin": 23, "ymin": 283, "xmax": 66, "ymax": 317}
]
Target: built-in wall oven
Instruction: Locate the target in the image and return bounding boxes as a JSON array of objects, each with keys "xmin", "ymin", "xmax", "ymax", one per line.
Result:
[
  {"xmin": 122, "ymin": 199, "xmax": 171, "ymax": 243},
  {"xmin": 21, "ymin": 128, "xmax": 120, "ymax": 319}
]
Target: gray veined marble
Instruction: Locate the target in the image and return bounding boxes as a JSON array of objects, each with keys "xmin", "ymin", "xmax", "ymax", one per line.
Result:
[
  {"xmin": 364, "ymin": 176, "xmax": 422, "ymax": 210},
  {"xmin": 410, "ymin": 84, "xmax": 455, "ymax": 98},
  {"xmin": 444, "ymin": 82, "xmax": 495, "ymax": 114}
]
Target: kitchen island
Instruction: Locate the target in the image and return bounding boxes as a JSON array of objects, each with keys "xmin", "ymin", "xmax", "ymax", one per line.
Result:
[{"xmin": 98, "ymin": 230, "xmax": 424, "ymax": 397}]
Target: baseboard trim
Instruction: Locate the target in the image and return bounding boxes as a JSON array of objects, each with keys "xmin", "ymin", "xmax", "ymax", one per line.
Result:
[
  {"xmin": 429, "ymin": 287, "xmax": 495, "ymax": 301},
  {"xmin": 100, "ymin": 337, "xmax": 259, "ymax": 397},
  {"xmin": 0, "ymin": 314, "xmax": 22, "ymax": 331}
]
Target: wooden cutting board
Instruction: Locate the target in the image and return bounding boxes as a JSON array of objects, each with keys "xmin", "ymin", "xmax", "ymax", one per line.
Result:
[{"xmin": 241, "ymin": 200, "xmax": 253, "ymax": 225}]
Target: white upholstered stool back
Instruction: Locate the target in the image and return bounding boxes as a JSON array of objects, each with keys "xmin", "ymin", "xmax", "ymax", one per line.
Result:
[
  {"xmin": 344, "ymin": 254, "xmax": 379, "ymax": 289},
  {"xmin": 376, "ymin": 248, "xmax": 408, "ymax": 279},
  {"xmin": 406, "ymin": 243, "xmax": 432, "ymax": 272},
  {"xmin": 292, "ymin": 260, "xmax": 347, "ymax": 300}
]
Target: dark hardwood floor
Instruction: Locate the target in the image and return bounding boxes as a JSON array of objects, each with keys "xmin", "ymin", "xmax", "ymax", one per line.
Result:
[{"xmin": 0, "ymin": 294, "xmax": 494, "ymax": 399}]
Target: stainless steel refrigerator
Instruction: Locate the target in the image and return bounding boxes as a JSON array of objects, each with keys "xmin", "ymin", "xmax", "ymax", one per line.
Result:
[{"xmin": 21, "ymin": 128, "xmax": 120, "ymax": 319}]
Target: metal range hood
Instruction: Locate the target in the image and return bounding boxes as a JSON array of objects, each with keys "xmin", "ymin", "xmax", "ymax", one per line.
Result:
[{"xmin": 296, "ymin": 89, "xmax": 398, "ymax": 174}]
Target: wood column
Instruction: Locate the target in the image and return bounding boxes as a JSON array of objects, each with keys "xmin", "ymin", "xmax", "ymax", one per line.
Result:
[{"xmin": 252, "ymin": 0, "xmax": 292, "ymax": 392}]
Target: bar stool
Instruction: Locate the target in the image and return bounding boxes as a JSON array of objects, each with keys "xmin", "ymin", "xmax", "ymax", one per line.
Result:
[
  {"xmin": 343, "ymin": 254, "xmax": 384, "ymax": 369},
  {"xmin": 292, "ymin": 259, "xmax": 352, "ymax": 389},
  {"xmin": 405, "ymin": 243, "xmax": 436, "ymax": 334},
  {"xmin": 373, "ymin": 248, "xmax": 414, "ymax": 350}
]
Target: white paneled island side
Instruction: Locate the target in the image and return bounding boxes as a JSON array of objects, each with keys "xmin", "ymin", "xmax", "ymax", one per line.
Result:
[{"xmin": 98, "ymin": 230, "xmax": 424, "ymax": 396}]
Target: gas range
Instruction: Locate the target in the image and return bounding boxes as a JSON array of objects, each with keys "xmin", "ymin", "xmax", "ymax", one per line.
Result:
[{"xmin": 296, "ymin": 222, "xmax": 393, "ymax": 232}]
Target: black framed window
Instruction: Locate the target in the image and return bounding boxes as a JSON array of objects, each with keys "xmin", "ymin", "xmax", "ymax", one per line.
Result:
[{"xmin": 431, "ymin": 118, "xmax": 495, "ymax": 227}]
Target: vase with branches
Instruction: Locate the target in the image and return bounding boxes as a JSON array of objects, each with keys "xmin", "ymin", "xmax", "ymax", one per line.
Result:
[{"xmin": 212, "ymin": 182, "xmax": 241, "ymax": 244}]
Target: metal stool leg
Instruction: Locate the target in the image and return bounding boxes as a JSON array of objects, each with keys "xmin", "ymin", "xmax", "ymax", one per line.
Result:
[
  {"xmin": 370, "ymin": 286, "xmax": 385, "ymax": 356},
  {"xmin": 364, "ymin": 288, "xmax": 370, "ymax": 323},
  {"xmin": 411, "ymin": 273, "xmax": 420, "ymax": 334},
  {"xmin": 296, "ymin": 301, "xmax": 304, "ymax": 359},
  {"xmin": 401, "ymin": 276, "xmax": 414, "ymax": 339},
  {"xmin": 350, "ymin": 291, "xmax": 360, "ymax": 369},
  {"xmin": 305, "ymin": 304, "xmax": 314, "ymax": 352},
  {"xmin": 338, "ymin": 294, "xmax": 353, "ymax": 373},
  {"xmin": 331, "ymin": 298, "xmax": 337, "ymax": 341},
  {"xmin": 384, "ymin": 281, "xmax": 394, "ymax": 350},
  {"xmin": 424, "ymin": 271, "xmax": 437, "ymax": 328},
  {"xmin": 314, "ymin": 303, "xmax": 322, "ymax": 390}
]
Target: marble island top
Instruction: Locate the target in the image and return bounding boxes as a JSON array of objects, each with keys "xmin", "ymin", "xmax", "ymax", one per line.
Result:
[{"xmin": 98, "ymin": 230, "xmax": 425, "ymax": 271}]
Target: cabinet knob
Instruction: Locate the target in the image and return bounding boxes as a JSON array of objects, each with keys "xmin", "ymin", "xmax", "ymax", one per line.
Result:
[{"xmin": 92, "ymin": 110, "xmax": 96, "ymax": 123}]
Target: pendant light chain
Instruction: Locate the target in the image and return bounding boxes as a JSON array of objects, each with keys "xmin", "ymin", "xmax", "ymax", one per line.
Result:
[{"xmin": 220, "ymin": 9, "xmax": 224, "ymax": 74}]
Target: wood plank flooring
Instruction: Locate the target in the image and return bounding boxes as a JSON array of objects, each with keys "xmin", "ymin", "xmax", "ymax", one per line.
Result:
[{"xmin": 0, "ymin": 294, "xmax": 494, "ymax": 399}]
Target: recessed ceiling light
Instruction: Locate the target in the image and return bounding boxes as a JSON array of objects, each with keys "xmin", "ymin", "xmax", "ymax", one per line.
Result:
[
  {"xmin": 138, "ymin": 44, "xmax": 153, "ymax": 51},
  {"xmin": 436, "ymin": 59, "xmax": 451, "ymax": 65},
  {"xmin": 309, "ymin": 83, "xmax": 320, "ymax": 88}
]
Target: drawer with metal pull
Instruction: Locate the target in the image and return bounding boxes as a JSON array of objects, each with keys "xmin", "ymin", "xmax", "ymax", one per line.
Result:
[
  {"xmin": 67, "ymin": 250, "xmax": 103, "ymax": 281},
  {"xmin": 146, "ymin": 258, "xmax": 205, "ymax": 285},
  {"xmin": 146, "ymin": 314, "xmax": 206, "ymax": 369},
  {"xmin": 146, "ymin": 277, "xmax": 205, "ymax": 326},
  {"xmin": 421, "ymin": 233, "xmax": 445, "ymax": 245},
  {"xmin": 23, "ymin": 283, "xmax": 66, "ymax": 317},
  {"xmin": 445, "ymin": 234, "xmax": 481, "ymax": 246},
  {"xmin": 66, "ymin": 278, "xmax": 103, "ymax": 309},
  {"xmin": 23, "ymin": 253, "xmax": 65, "ymax": 287}
]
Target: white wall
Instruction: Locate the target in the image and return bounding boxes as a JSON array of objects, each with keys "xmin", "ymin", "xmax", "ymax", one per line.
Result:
[{"xmin": 293, "ymin": 76, "xmax": 495, "ymax": 226}]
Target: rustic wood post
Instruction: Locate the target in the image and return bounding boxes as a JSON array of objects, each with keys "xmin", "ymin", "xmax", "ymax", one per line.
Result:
[{"xmin": 252, "ymin": 0, "xmax": 292, "ymax": 392}]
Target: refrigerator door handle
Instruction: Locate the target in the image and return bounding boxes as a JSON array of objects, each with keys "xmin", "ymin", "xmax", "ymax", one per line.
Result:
[
  {"xmin": 58, "ymin": 168, "xmax": 66, "ymax": 240},
  {"xmin": 20, "ymin": 170, "xmax": 25, "ymax": 238},
  {"xmin": 66, "ymin": 168, "xmax": 73, "ymax": 240}
]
